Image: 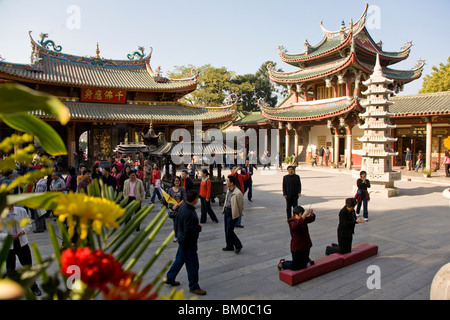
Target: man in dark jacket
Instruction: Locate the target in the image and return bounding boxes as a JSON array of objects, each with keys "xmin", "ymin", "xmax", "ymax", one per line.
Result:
[
  {"xmin": 165, "ymin": 189, "xmax": 206, "ymax": 295},
  {"xmin": 282, "ymin": 166, "xmax": 302, "ymax": 220},
  {"xmin": 325, "ymin": 198, "xmax": 364, "ymax": 255},
  {"xmin": 243, "ymin": 159, "xmax": 254, "ymax": 201},
  {"xmin": 181, "ymin": 169, "xmax": 194, "ymax": 192}
]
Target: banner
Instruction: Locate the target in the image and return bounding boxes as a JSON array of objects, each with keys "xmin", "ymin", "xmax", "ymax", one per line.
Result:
[{"xmin": 81, "ymin": 88, "xmax": 127, "ymax": 103}]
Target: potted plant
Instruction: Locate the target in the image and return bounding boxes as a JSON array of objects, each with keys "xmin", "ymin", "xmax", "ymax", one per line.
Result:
[{"xmin": 423, "ymin": 168, "xmax": 434, "ymax": 178}]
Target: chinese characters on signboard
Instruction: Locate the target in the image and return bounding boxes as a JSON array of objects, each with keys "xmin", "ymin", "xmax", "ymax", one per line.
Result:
[
  {"xmin": 81, "ymin": 88, "xmax": 127, "ymax": 103},
  {"xmin": 411, "ymin": 126, "xmax": 426, "ymax": 136}
]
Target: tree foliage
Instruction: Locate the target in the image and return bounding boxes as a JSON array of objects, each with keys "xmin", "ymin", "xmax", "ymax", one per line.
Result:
[
  {"xmin": 167, "ymin": 61, "xmax": 287, "ymax": 112},
  {"xmin": 419, "ymin": 56, "xmax": 450, "ymax": 94}
]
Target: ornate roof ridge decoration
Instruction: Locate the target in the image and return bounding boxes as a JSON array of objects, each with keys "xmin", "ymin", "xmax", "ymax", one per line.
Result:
[
  {"xmin": 354, "ymin": 28, "xmax": 412, "ymax": 64},
  {"xmin": 277, "ymin": 3, "xmax": 367, "ymax": 64},
  {"xmin": 147, "ymin": 65, "xmax": 199, "ymax": 84},
  {"xmin": 28, "ymin": 31, "xmax": 152, "ymax": 67},
  {"xmin": 320, "ymin": 3, "xmax": 368, "ymax": 38},
  {"xmin": 177, "ymin": 93, "xmax": 239, "ymax": 113},
  {"xmin": 0, "ymin": 32, "xmax": 198, "ymax": 91},
  {"xmin": 278, "ymin": 4, "xmax": 412, "ymax": 66},
  {"xmin": 127, "ymin": 46, "xmax": 146, "ymax": 61},
  {"xmin": 38, "ymin": 33, "xmax": 62, "ymax": 52}
]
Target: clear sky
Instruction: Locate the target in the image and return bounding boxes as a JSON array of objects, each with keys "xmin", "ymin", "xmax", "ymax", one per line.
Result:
[{"xmin": 0, "ymin": 0, "xmax": 448, "ymax": 96}]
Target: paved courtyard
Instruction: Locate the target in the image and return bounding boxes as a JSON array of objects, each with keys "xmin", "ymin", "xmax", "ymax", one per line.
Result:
[{"xmin": 27, "ymin": 165, "xmax": 450, "ymax": 300}]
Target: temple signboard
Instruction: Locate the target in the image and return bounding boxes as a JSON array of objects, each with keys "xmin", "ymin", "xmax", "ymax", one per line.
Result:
[
  {"xmin": 411, "ymin": 126, "xmax": 426, "ymax": 136},
  {"xmin": 81, "ymin": 87, "xmax": 127, "ymax": 103}
]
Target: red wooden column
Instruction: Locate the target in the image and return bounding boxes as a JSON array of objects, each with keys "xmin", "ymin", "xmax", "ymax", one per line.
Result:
[
  {"xmin": 346, "ymin": 123, "xmax": 353, "ymax": 170},
  {"xmin": 334, "ymin": 126, "xmax": 340, "ymax": 167},
  {"xmin": 346, "ymin": 80, "xmax": 351, "ymax": 97}
]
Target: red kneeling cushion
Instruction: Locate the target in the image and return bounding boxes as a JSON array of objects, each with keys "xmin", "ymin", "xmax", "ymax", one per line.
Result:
[
  {"xmin": 279, "ymin": 254, "xmax": 344, "ymax": 286},
  {"xmin": 333, "ymin": 242, "xmax": 378, "ymax": 266}
]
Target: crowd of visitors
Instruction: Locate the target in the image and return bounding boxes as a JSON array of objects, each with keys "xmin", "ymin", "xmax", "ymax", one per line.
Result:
[{"xmin": 2, "ymin": 146, "xmax": 448, "ymax": 298}]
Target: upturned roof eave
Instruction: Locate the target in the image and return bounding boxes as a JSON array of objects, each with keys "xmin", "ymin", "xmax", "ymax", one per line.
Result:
[
  {"xmin": 268, "ymin": 51, "xmax": 356, "ymax": 84},
  {"xmin": 260, "ymin": 97, "xmax": 359, "ymax": 122}
]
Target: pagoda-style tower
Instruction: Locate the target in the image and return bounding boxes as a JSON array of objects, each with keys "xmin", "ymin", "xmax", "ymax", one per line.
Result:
[
  {"xmin": 260, "ymin": 3, "xmax": 424, "ymax": 166},
  {"xmin": 353, "ymin": 54, "xmax": 401, "ymax": 197}
]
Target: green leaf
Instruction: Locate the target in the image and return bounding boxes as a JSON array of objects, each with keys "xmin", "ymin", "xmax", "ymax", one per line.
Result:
[
  {"xmin": 0, "ymin": 83, "xmax": 69, "ymax": 125},
  {"xmin": 8, "ymin": 191, "xmax": 62, "ymax": 210},
  {"xmin": 1, "ymin": 113, "xmax": 67, "ymax": 156},
  {"xmin": 5, "ymin": 258, "xmax": 52, "ymax": 291}
]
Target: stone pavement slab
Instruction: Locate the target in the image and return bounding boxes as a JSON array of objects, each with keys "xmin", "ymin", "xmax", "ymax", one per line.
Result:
[{"xmin": 26, "ymin": 164, "xmax": 450, "ymax": 300}]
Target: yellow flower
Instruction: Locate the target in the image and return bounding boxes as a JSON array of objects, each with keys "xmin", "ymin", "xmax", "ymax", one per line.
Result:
[
  {"xmin": 444, "ymin": 136, "xmax": 450, "ymax": 150},
  {"xmin": 53, "ymin": 192, "xmax": 126, "ymax": 239}
]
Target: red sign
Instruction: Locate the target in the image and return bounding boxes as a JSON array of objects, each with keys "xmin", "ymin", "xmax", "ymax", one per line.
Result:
[{"xmin": 81, "ymin": 88, "xmax": 127, "ymax": 103}]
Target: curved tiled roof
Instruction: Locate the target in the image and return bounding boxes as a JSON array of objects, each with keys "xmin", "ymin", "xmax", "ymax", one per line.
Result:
[
  {"xmin": 278, "ymin": 4, "xmax": 410, "ymax": 68},
  {"xmin": 31, "ymin": 101, "xmax": 236, "ymax": 124},
  {"xmin": 0, "ymin": 32, "xmax": 198, "ymax": 92},
  {"xmin": 233, "ymin": 112, "xmax": 270, "ymax": 126},
  {"xmin": 390, "ymin": 91, "xmax": 450, "ymax": 117},
  {"xmin": 268, "ymin": 53, "xmax": 354, "ymax": 83},
  {"xmin": 260, "ymin": 96, "xmax": 358, "ymax": 121},
  {"xmin": 280, "ymin": 36, "xmax": 351, "ymax": 67},
  {"xmin": 356, "ymin": 58, "xmax": 424, "ymax": 82},
  {"xmin": 0, "ymin": 55, "xmax": 197, "ymax": 91}
]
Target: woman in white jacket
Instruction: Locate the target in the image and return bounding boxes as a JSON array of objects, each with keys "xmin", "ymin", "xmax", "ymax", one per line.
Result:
[{"xmin": 0, "ymin": 204, "xmax": 41, "ymax": 296}]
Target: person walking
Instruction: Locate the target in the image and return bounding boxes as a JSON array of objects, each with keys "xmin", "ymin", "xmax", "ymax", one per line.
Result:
[
  {"xmin": 0, "ymin": 204, "xmax": 42, "ymax": 296},
  {"xmin": 441, "ymin": 151, "xmax": 450, "ymax": 177},
  {"xmin": 187, "ymin": 158, "xmax": 198, "ymax": 180},
  {"xmin": 118, "ymin": 164, "xmax": 131, "ymax": 193},
  {"xmin": 143, "ymin": 159, "xmax": 152, "ymax": 198},
  {"xmin": 165, "ymin": 190, "xmax": 206, "ymax": 295},
  {"xmin": 278, "ymin": 206, "xmax": 315, "ymax": 271},
  {"xmin": 123, "ymin": 170, "xmax": 145, "ymax": 231},
  {"xmin": 33, "ymin": 177, "xmax": 48, "ymax": 233},
  {"xmin": 222, "ymin": 175, "xmax": 244, "ymax": 254},
  {"xmin": 76, "ymin": 169, "xmax": 92, "ymax": 194},
  {"xmin": 228, "ymin": 165, "xmax": 248, "ymax": 228},
  {"xmin": 101, "ymin": 166, "xmax": 117, "ymax": 189},
  {"xmin": 181, "ymin": 169, "xmax": 194, "ymax": 192},
  {"xmin": 282, "ymin": 165, "xmax": 302, "ymax": 220},
  {"xmin": 150, "ymin": 164, "xmax": 163, "ymax": 204},
  {"xmin": 415, "ymin": 150, "xmax": 424, "ymax": 172},
  {"xmin": 244, "ymin": 159, "xmax": 253, "ymax": 202},
  {"xmin": 199, "ymin": 169, "xmax": 218, "ymax": 224},
  {"xmin": 318, "ymin": 146, "xmax": 325, "ymax": 166},
  {"xmin": 50, "ymin": 172, "xmax": 66, "ymax": 193},
  {"xmin": 65, "ymin": 166, "xmax": 78, "ymax": 193},
  {"xmin": 405, "ymin": 147, "xmax": 413, "ymax": 171},
  {"xmin": 228, "ymin": 165, "xmax": 249, "ymax": 195},
  {"xmin": 355, "ymin": 170, "xmax": 370, "ymax": 222},
  {"xmin": 325, "ymin": 198, "xmax": 365, "ymax": 255},
  {"xmin": 167, "ymin": 176, "xmax": 187, "ymax": 242}
]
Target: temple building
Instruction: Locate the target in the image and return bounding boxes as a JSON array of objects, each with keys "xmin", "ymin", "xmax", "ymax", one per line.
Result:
[
  {"xmin": 0, "ymin": 32, "xmax": 237, "ymax": 169},
  {"xmin": 238, "ymin": 4, "xmax": 433, "ymax": 169}
]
